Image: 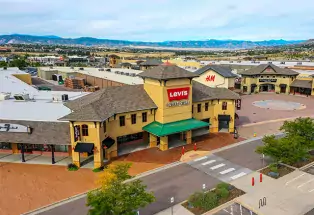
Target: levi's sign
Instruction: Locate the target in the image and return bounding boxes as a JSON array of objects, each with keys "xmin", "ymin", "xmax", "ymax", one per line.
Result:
[{"xmin": 167, "ymin": 87, "xmax": 190, "ymax": 102}]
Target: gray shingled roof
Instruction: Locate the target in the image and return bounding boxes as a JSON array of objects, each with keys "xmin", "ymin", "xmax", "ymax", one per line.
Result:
[
  {"xmin": 138, "ymin": 64, "xmax": 199, "ymax": 80},
  {"xmin": 139, "ymin": 59, "xmax": 163, "ymax": 66},
  {"xmin": 194, "ymin": 65, "xmax": 237, "ymax": 78},
  {"xmin": 0, "ymin": 120, "xmax": 70, "ymax": 145},
  {"xmin": 59, "ymin": 85, "xmax": 158, "ymax": 121},
  {"xmin": 241, "ymin": 63, "xmax": 299, "ymax": 76},
  {"xmin": 290, "ymin": 80, "xmax": 313, "ymax": 89},
  {"xmin": 192, "ymin": 81, "xmax": 240, "ymax": 102}
]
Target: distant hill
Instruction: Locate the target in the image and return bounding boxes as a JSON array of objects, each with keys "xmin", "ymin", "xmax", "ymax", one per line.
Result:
[{"xmin": 0, "ymin": 34, "xmax": 305, "ymax": 49}]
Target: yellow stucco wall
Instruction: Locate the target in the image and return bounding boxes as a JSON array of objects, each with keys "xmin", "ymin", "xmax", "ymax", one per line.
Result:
[
  {"xmin": 163, "ymin": 59, "xmax": 201, "ymax": 68},
  {"xmin": 12, "ymin": 73, "xmax": 32, "ymax": 85},
  {"xmin": 193, "ymin": 69, "xmax": 235, "ymax": 89}
]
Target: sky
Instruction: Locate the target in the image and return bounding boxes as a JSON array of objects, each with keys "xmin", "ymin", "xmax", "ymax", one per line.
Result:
[{"xmin": 0, "ymin": 0, "xmax": 314, "ymax": 42}]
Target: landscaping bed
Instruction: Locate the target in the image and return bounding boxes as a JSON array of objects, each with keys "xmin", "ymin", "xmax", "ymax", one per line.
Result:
[
  {"xmin": 182, "ymin": 183, "xmax": 245, "ymax": 215},
  {"xmin": 291, "ymin": 153, "xmax": 314, "ymax": 168},
  {"xmin": 260, "ymin": 164, "xmax": 294, "ymax": 179}
]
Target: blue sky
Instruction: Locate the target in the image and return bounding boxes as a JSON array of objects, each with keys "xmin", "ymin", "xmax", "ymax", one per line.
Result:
[{"xmin": 0, "ymin": 0, "xmax": 314, "ymax": 41}]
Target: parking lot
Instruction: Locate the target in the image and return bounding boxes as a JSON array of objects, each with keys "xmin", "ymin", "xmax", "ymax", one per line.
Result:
[{"xmin": 213, "ymin": 203, "xmax": 257, "ymax": 215}]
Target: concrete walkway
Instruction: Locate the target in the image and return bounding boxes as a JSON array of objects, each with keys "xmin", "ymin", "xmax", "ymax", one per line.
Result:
[{"xmin": 154, "ymin": 203, "xmax": 194, "ymax": 215}]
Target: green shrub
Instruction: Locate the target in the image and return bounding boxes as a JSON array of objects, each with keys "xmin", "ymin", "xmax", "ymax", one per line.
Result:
[
  {"xmin": 67, "ymin": 163, "xmax": 79, "ymax": 171},
  {"xmin": 216, "ymin": 188, "xmax": 229, "ymax": 199},
  {"xmin": 216, "ymin": 182, "xmax": 230, "ymax": 190},
  {"xmin": 92, "ymin": 167, "xmax": 104, "ymax": 172},
  {"xmin": 188, "ymin": 191, "xmax": 218, "ymax": 211},
  {"xmin": 269, "ymin": 163, "xmax": 278, "ymax": 173}
]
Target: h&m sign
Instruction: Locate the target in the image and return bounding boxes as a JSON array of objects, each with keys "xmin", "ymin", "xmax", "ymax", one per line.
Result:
[
  {"xmin": 0, "ymin": 123, "xmax": 30, "ymax": 133},
  {"xmin": 167, "ymin": 87, "xmax": 190, "ymax": 102},
  {"xmin": 206, "ymin": 75, "xmax": 215, "ymax": 82}
]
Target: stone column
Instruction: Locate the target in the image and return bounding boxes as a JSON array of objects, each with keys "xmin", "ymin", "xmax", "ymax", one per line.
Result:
[
  {"xmin": 160, "ymin": 136, "xmax": 168, "ymax": 151},
  {"xmin": 186, "ymin": 130, "xmax": 192, "ymax": 144},
  {"xmin": 149, "ymin": 133, "xmax": 157, "ymax": 148}
]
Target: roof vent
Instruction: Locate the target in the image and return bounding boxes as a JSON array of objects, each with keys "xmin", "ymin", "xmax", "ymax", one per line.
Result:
[{"xmin": 14, "ymin": 94, "xmax": 30, "ymax": 101}]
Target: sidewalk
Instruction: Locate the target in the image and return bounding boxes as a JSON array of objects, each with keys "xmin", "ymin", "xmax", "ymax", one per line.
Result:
[{"xmin": 154, "ymin": 203, "xmax": 194, "ymax": 215}]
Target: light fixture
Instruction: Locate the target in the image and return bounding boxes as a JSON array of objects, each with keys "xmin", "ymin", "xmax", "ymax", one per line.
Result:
[{"xmin": 27, "ymin": 126, "xmax": 32, "ymax": 134}]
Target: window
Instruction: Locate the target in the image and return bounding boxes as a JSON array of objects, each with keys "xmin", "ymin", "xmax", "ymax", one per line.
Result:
[
  {"xmin": 260, "ymin": 76, "xmax": 263, "ymax": 78},
  {"xmin": 82, "ymin": 124, "xmax": 89, "ymax": 136},
  {"xmin": 266, "ymin": 76, "xmax": 269, "ymax": 78},
  {"xmin": 283, "ymin": 76, "xmax": 286, "ymax": 78},
  {"xmin": 273, "ymin": 76, "xmax": 275, "ymax": 78},
  {"xmin": 222, "ymin": 102, "xmax": 227, "ymax": 110},
  {"xmin": 131, "ymin": 114, "xmax": 137, "ymax": 124},
  {"xmin": 103, "ymin": 122, "xmax": 106, "ymax": 133},
  {"xmin": 197, "ymin": 104, "xmax": 201, "ymax": 113},
  {"xmin": 205, "ymin": 102, "xmax": 209, "ymax": 111},
  {"xmin": 119, "ymin": 116, "xmax": 125, "ymax": 126},
  {"xmin": 142, "ymin": 112, "xmax": 147, "ymax": 122}
]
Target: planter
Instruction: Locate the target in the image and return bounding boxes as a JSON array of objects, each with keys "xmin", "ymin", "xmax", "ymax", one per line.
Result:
[
  {"xmin": 291, "ymin": 155, "xmax": 314, "ymax": 168},
  {"xmin": 260, "ymin": 164, "xmax": 294, "ymax": 179}
]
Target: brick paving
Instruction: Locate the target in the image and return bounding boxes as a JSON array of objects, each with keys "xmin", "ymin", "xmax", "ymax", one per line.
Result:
[{"xmin": 236, "ymin": 94, "xmax": 314, "ymax": 126}]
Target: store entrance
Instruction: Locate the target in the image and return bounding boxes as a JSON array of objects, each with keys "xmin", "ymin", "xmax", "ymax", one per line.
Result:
[
  {"xmin": 218, "ymin": 115, "xmax": 230, "ymax": 132},
  {"xmin": 117, "ymin": 132, "xmax": 148, "ymax": 156},
  {"xmin": 168, "ymin": 133, "xmax": 186, "ymax": 149},
  {"xmin": 260, "ymin": 84, "xmax": 275, "ymax": 92},
  {"xmin": 192, "ymin": 118, "xmax": 210, "ymax": 137}
]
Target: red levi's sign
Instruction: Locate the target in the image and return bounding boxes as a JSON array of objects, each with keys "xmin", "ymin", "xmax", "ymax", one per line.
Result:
[{"xmin": 167, "ymin": 87, "xmax": 190, "ymax": 102}]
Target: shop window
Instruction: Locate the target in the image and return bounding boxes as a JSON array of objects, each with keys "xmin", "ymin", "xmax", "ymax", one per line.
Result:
[
  {"xmin": 82, "ymin": 124, "xmax": 89, "ymax": 136},
  {"xmin": 222, "ymin": 102, "xmax": 227, "ymax": 110},
  {"xmin": 103, "ymin": 122, "xmax": 106, "ymax": 133},
  {"xmin": 119, "ymin": 116, "xmax": 125, "ymax": 126},
  {"xmin": 205, "ymin": 102, "xmax": 209, "ymax": 111},
  {"xmin": 291, "ymin": 77, "xmax": 294, "ymax": 81},
  {"xmin": 131, "ymin": 114, "xmax": 137, "ymax": 124},
  {"xmin": 197, "ymin": 104, "xmax": 201, "ymax": 113},
  {"xmin": 142, "ymin": 112, "xmax": 147, "ymax": 122}
]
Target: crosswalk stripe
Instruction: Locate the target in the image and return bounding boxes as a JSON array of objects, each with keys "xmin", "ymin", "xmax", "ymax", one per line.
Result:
[
  {"xmin": 210, "ymin": 163, "xmax": 225, "ymax": 170},
  {"xmin": 220, "ymin": 168, "xmax": 235, "ymax": 175},
  {"xmin": 201, "ymin": 160, "xmax": 216, "ymax": 166},
  {"xmin": 194, "ymin": 156, "xmax": 207, "ymax": 162},
  {"xmin": 230, "ymin": 172, "xmax": 247, "ymax": 180}
]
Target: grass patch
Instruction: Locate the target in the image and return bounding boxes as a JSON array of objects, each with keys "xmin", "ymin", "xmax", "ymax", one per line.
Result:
[
  {"xmin": 92, "ymin": 167, "xmax": 104, "ymax": 172},
  {"xmin": 182, "ymin": 183, "xmax": 245, "ymax": 215},
  {"xmin": 67, "ymin": 163, "xmax": 79, "ymax": 171},
  {"xmin": 260, "ymin": 163, "xmax": 294, "ymax": 179}
]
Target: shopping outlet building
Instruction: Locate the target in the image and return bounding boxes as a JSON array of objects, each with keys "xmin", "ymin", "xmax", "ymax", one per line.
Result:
[{"xmin": 0, "ymin": 65, "xmax": 240, "ymax": 168}]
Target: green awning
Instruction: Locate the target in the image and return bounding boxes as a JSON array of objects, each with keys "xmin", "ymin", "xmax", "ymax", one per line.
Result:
[{"xmin": 143, "ymin": 118, "xmax": 210, "ymax": 137}]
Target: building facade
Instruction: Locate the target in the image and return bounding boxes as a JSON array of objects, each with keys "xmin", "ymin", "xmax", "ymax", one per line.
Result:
[
  {"xmin": 239, "ymin": 63, "xmax": 314, "ymax": 95},
  {"xmin": 59, "ymin": 64, "xmax": 240, "ymax": 168},
  {"xmin": 193, "ymin": 65, "xmax": 238, "ymax": 89}
]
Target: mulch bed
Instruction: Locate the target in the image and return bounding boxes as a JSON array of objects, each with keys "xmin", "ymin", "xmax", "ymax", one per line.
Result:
[
  {"xmin": 260, "ymin": 164, "xmax": 294, "ymax": 179},
  {"xmin": 182, "ymin": 188, "xmax": 245, "ymax": 215},
  {"xmin": 291, "ymin": 155, "xmax": 314, "ymax": 168}
]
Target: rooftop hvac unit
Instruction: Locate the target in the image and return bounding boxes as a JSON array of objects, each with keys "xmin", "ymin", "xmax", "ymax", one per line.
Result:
[
  {"xmin": 62, "ymin": 94, "xmax": 69, "ymax": 101},
  {"xmin": 52, "ymin": 94, "xmax": 62, "ymax": 102},
  {"xmin": 50, "ymin": 66, "xmax": 53, "ymax": 69},
  {"xmin": 131, "ymin": 73, "xmax": 136, "ymax": 77},
  {"xmin": 0, "ymin": 93, "xmax": 10, "ymax": 101},
  {"xmin": 79, "ymin": 67, "xmax": 84, "ymax": 70},
  {"xmin": 70, "ymin": 66, "xmax": 74, "ymax": 69},
  {"xmin": 98, "ymin": 68, "xmax": 104, "ymax": 71},
  {"xmin": 120, "ymin": 72, "xmax": 125, "ymax": 75},
  {"xmin": 297, "ymin": 62, "xmax": 303, "ymax": 65},
  {"xmin": 114, "ymin": 71, "xmax": 118, "ymax": 74},
  {"xmin": 3, "ymin": 67, "xmax": 7, "ymax": 70},
  {"xmin": 13, "ymin": 94, "xmax": 30, "ymax": 101},
  {"xmin": 106, "ymin": 69, "xmax": 111, "ymax": 72},
  {"xmin": 116, "ymin": 71, "xmax": 121, "ymax": 74},
  {"xmin": 125, "ymin": 73, "xmax": 130, "ymax": 76}
]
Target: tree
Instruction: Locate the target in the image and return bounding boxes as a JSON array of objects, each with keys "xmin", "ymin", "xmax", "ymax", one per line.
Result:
[
  {"xmin": 256, "ymin": 135, "xmax": 309, "ymax": 165},
  {"xmin": 87, "ymin": 163, "xmax": 155, "ymax": 215},
  {"xmin": 0, "ymin": 61, "xmax": 7, "ymax": 68},
  {"xmin": 280, "ymin": 117, "xmax": 314, "ymax": 149},
  {"xmin": 9, "ymin": 58, "xmax": 28, "ymax": 69}
]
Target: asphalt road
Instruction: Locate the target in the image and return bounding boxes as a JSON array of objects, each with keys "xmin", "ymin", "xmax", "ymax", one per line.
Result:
[{"xmin": 35, "ymin": 137, "xmax": 277, "ymax": 215}]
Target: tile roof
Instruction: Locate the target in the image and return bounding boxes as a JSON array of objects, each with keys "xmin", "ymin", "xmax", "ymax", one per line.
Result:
[
  {"xmin": 0, "ymin": 120, "xmax": 70, "ymax": 145},
  {"xmin": 139, "ymin": 59, "xmax": 163, "ymax": 66},
  {"xmin": 241, "ymin": 63, "xmax": 299, "ymax": 76},
  {"xmin": 59, "ymin": 85, "xmax": 157, "ymax": 121},
  {"xmin": 195, "ymin": 65, "xmax": 237, "ymax": 78},
  {"xmin": 192, "ymin": 81, "xmax": 240, "ymax": 102},
  {"xmin": 138, "ymin": 64, "xmax": 199, "ymax": 80},
  {"xmin": 290, "ymin": 80, "xmax": 313, "ymax": 89}
]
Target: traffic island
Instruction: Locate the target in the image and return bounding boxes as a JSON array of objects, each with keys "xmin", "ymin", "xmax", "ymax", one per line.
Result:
[
  {"xmin": 259, "ymin": 163, "xmax": 294, "ymax": 179},
  {"xmin": 182, "ymin": 182, "xmax": 245, "ymax": 215}
]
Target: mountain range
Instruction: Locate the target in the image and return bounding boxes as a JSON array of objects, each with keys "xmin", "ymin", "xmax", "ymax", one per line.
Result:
[{"xmin": 0, "ymin": 34, "xmax": 306, "ymax": 49}]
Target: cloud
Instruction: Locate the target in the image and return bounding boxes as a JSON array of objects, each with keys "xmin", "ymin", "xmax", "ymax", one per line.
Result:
[{"xmin": 0, "ymin": 0, "xmax": 313, "ymax": 41}]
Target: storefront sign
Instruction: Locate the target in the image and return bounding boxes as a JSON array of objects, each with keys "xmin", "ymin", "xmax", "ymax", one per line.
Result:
[
  {"xmin": 167, "ymin": 87, "xmax": 190, "ymax": 102},
  {"xmin": 0, "ymin": 123, "xmax": 29, "ymax": 133},
  {"xmin": 166, "ymin": 100, "xmax": 190, "ymax": 107},
  {"xmin": 206, "ymin": 75, "xmax": 215, "ymax": 82},
  {"xmin": 74, "ymin": 125, "xmax": 81, "ymax": 142},
  {"xmin": 235, "ymin": 99, "xmax": 241, "ymax": 110},
  {"xmin": 259, "ymin": 79, "xmax": 277, "ymax": 83}
]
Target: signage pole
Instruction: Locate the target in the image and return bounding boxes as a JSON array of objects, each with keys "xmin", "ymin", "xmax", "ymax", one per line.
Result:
[
  {"xmin": 51, "ymin": 145, "xmax": 55, "ymax": 164},
  {"xmin": 21, "ymin": 144, "xmax": 25, "ymax": 162}
]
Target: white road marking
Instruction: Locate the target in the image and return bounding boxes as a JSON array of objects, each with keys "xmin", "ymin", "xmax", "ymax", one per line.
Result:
[
  {"xmin": 297, "ymin": 178, "xmax": 314, "ymax": 188},
  {"xmin": 230, "ymin": 172, "xmax": 247, "ymax": 180},
  {"xmin": 285, "ymin": 173, "xmax": 306, "ymax": 185},
  {"xmin": 220, "ymin": 168, "xmax": 236, "ymax": 175},
  {"xmin": 201, "ymin": 160, "xmax": 216, "ymax": 166},
  {"xmin": 194, "ymin": 156, "xmax": 207, "ymax": 162},
  {"xmin": 210, "ymin": 163, "xmax": 225, "ymax": 170}
]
